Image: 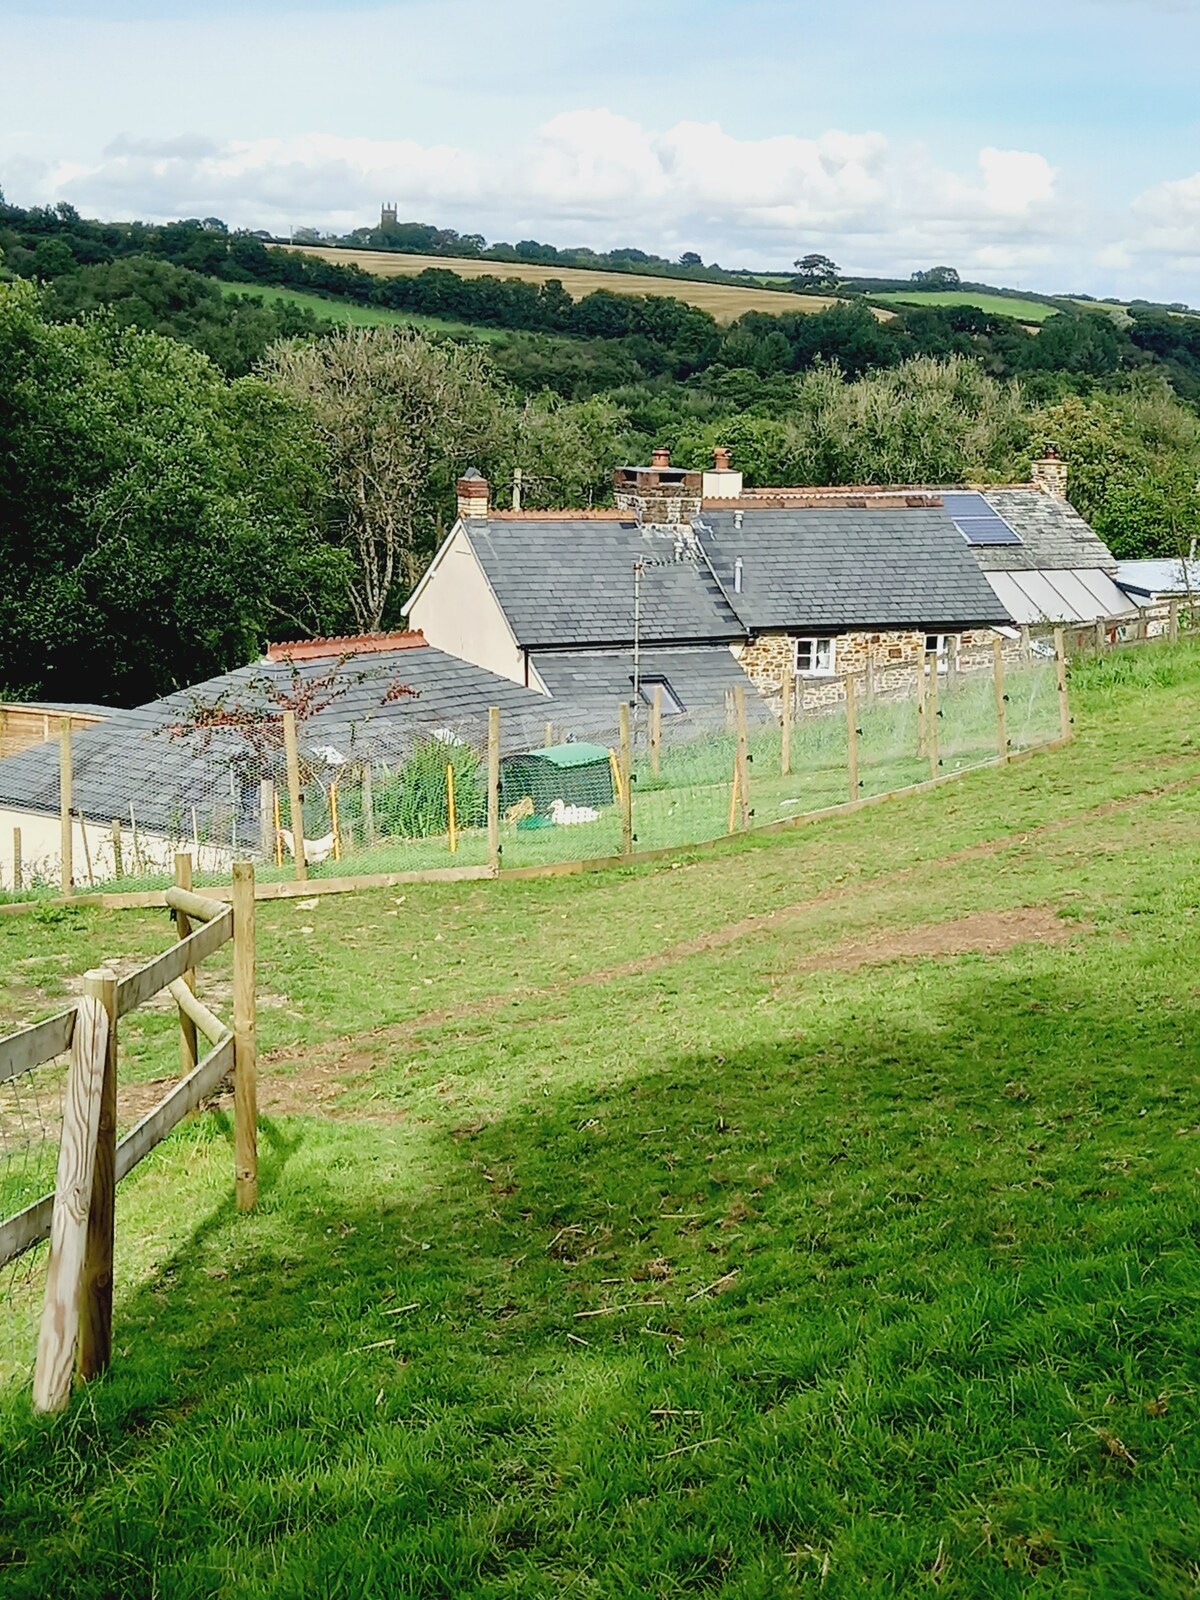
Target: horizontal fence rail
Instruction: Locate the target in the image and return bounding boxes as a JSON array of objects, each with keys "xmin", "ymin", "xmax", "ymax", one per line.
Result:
[{"xmin": 0, "ymin": 856, "xmax": 257, "ymax": 1412}]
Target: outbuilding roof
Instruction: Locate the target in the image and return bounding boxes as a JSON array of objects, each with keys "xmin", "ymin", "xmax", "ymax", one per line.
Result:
[{"xmin": 0, "ymin": 643, "xmax": 558, "ymax": 833}]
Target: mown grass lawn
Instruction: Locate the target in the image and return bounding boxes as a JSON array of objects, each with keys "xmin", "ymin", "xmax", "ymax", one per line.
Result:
[
  {"xmin": 218, "ymin": 282, "xmax": 509, "ymax": 340},
  {"xmin": 872, "ymin": 291, "xmax": 1061, "ymax": 323},
  {"xmin": 2, "ymin": 644, "xmax": 1200, "ymax": 1597}
]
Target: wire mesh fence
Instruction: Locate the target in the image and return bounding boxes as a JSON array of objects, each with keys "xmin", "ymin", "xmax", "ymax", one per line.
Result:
[
  {"xmin": 0, "ymin": 652, "xmax": 1065, "ymax": 899},
  {"xmin": 0, "ymin": 1045, "xmax": 68, "ymax": 1387}
]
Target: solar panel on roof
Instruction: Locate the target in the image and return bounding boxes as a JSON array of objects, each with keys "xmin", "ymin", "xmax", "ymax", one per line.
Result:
[{"xmin": 942, "ymin": 491, "xmax": 1023, "ymax": 546}]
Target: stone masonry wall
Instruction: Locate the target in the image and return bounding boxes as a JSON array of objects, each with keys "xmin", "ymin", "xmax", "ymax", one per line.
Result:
[{"xmin": 736, "ymin": 628, "xmax": 1024, "ymax": 712}]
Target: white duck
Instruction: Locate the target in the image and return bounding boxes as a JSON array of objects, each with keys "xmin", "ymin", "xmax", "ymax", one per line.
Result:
[{"xmin": 549, "ymin": 798, "xmax": 601, "ymax": 826}]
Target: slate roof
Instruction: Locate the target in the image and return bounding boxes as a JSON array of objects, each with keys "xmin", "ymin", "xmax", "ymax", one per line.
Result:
[
  {"xmin": 973, "ymin": 491, "xmax": 1117, "ymax": 573},
  {"xmin": 697, "ymin": 507, "xmax": 1011, "ymax": 632},
  {"xmin": 531, "ymin": 644, "xmax": 769, "ymax": 726},
  {"xmin": 464, "ymin": 519, "xmax": 745, "ymax": 648},
  {"xmin": 0, "ymin": 645, "xmax": 559, "ymax": 834}
]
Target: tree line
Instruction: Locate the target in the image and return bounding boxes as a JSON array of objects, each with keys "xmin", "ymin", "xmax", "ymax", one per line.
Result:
[{"xmin": 2, "ymin": 193, "xmax": 1199, "ymax": 709}]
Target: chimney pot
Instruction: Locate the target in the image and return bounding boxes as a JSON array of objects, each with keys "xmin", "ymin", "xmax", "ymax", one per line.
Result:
[
  {"xmin": 456, "ymin": 467, "xmax": 489, "ymax": 520},
  {"xmin": 713, "ymin": 446, "xmax": 731, "ymax": 472},
  {"xmin": 651, "ymin": 446, "xmax": 671, "ymax": 469}
]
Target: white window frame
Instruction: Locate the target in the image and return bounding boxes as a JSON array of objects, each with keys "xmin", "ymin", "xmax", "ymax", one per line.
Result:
[
  {"xmin": 924, "ymin": 633, "xmax": 958, "ymax": 674},
  {"xmin": 794, "ymin": 636, "xmax": 836, "ymax": 678}
]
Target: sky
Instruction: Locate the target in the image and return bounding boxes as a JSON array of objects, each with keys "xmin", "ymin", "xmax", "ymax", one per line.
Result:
[{"xmin": 2, "ymin": 0, "xmax": 1199, "ymax": 301}]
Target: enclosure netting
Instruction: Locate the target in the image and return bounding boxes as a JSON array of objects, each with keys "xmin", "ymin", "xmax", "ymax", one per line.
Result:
[{"xmin": 0, "ymin": 658, "xmax": 1062, "ymax": 895}]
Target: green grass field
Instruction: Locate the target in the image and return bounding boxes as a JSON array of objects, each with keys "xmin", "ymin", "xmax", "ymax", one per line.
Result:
[
  {"xmin": 873, "ymin": 290, "xmax": 1060, "ymax": 323},
  {"xmin": 3, "ymin": 643, "xmax": 1200, "ymax": 1596},
  {"xmin": 219, "ymin": 282, "xmax": 507, "ymax": 341}
]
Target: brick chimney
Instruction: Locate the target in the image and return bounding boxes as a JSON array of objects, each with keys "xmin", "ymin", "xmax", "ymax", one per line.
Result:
[
  {"xmin": 702, "ymin": 444, "xmax": 744, "ymax": 501},
  {"xmin": 1031, "ymin": 444, "xmax": 1068, "ymax": 499},
  {"xmin": 613, "ymin": 449, "xmax": 703, "ymax": 527},
  {"xmin": 456, "ymin": 468, "xmax": 489, "ymax": 520}
]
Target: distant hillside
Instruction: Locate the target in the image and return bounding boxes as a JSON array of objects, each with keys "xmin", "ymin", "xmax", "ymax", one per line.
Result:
[{"xmin": 277, "ymin": 245, "xmax": 848, "ymax": 324}]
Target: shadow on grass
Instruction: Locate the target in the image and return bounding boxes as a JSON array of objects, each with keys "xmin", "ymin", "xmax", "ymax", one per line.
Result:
[{"xmin": 3, "ymin": 959, "xmax": 1199, "ymax": 1599}]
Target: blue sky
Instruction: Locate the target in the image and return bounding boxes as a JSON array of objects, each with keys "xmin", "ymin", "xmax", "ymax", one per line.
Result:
[{"xmin": 3, "ymin": 0, "xmax": 1199, "ymax": 298}]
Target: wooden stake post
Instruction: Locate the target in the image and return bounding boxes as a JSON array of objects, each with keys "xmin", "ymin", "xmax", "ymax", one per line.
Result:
[
  {"xmin": 12, "ymin": 826, "xmax": 22, "ymax": 893},
  {"xmin": 992, "ymin": 637, "xmax": 1008, "ymax": 758},
  {"xmin": 926, "ymin": 652, "xmax": 940, "ymax": 780},
  {"xmin": 487, "ymin": 707, "xmax": 501, "ymax": 873},
  {"xmin": 32, "ymin": 985, "xmax": 110, "ymax": 1413},
  {"xmin": 446, "ymin": 764, "xmax": 458, "ymax": 854},
  {"xmin": 282, "ymin": 709, "xmax": 307, "ymax": 883},
  {"xmin": 110, "ymin": 820, "xmax": 123, "ymax": 880},
  {"xmin": 1169, "ymin": 597, "xmax": 1180, "ymax": 643},
  {"xmin": 1054, "ymin": 627, "xmax": 1071, "ymax": 741},
  {"xmin": 780, "ymin": 671, "xmax": 793, "ymax": 777},
  {"xmin": 173, "ymin": 853, "xmax": 198, "ymax": 1077},
  {"xmin": 232, "ymin": 861, "xmax": 257, "ymax": 1211},
  {"xmin": 650, "ymin": 684, "xmax": 663, "ymax": 779},
  {"xmin": 361, "ymin": 764, "xmax": 375, "ymax": 847},
  {"xmin": 734, "ymin": 684, "xmax": 750, "ymax": 829},
  {"xmin": 59, "ymin": 719, "xmax": 73, "ymax": 894},
  {"xmin": 916, "ymin": 655, "xmax": 927, "ymax": 759},
  {"xmin": 77, "ymin": 967, "xmax": 117, "ymax": 1382},
  {"xmin": 619, "ymin": 702, "xmax": 634, "ymax": 855},
  {"xmin": 258, "ymin": 779, "xmax": 274, "ymax": 861},
  {"xmin": 845, "ymin": 675, "xmax": 859, "ymax": 801}
]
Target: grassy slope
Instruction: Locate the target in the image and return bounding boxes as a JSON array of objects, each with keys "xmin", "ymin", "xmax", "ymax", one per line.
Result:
[
  {"xmin": 278, "ymin": 246, "xmax": 843, "ymax": 323},
  {"xmin": 3, "ymin": 644, "xmax": 1200, "ymax": 1596},
  {"xmin": 218, "ymin": 282, "xmax": 507, "ymax": 340},
  {"xmin": 873, "ymin": 290, "xmax": 1060, "ymax": 323}
]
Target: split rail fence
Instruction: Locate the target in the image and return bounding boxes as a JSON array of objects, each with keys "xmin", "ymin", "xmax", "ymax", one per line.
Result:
[{"xmin": 0, "ymin": 858, "xmax": 256, "ymax": 1411}]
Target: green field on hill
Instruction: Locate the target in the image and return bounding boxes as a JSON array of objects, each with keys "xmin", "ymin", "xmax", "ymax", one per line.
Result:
[
  {"xmin": 873, "ymin": 290, "xmax": 1061, "ymax": 323},
  {"xmin": 3, "ymin": 643, "xmax": 1200, "ymax": 1596},
  {"xmin": 218, "ymin": 282, "xmax": 507, "ymax": 340}
]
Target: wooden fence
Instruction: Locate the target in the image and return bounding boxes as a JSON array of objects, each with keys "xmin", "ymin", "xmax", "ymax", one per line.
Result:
[{"xmin": 0, "ymin": 856, "xmax": 256, "ymax": 1413}]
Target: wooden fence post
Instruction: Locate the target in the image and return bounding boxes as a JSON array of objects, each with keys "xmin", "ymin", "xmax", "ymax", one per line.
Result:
[
  {"xmin": 446, "ymin": 763, "xmax": 458, "ymax": 854},
  {"xmin": 487, "ymin": 707, "xmax": 501, "ymax": 874},
  {"xmin": 734, "ymin": 683, "xmax": 750, "ymax": 829},
  {"xmin": 780, "ymin": 670, "xmax": 792, "ymax": 777},
  {"xmin": 77, "ymin": 967, "xmax": 117, "ymax": 1382},
  {"xmin": 1054, "ymin": 627, "xmax": 1071, "ymax": 740},
  {"xmin": 32, "ymin": 989, "xmax": 109, "ymax": 1414},
  {"xmin": 1169, "ymin": 597, "xmax": 1180, "ymax": 643},
  {"xmin": 232, "ymin": 861, "xmax": 257, "ymax": 1212},
  {"xmin": 650, "ymin": 684, "xmax": 663, "ymax": 779},
  {"xmin": 258, "ymin": 779, "xmax": 274, "ymax": 861},
  {"xmin": 361, "ymin": 763, "xmax": 375, "ymax": 847},
  {"xmin": 1020, "ymin": 624, "xmax": 1031, "ymax": 666},
  {"xmin": 845, "ymin": 675, "xmax": 859, "ymax": 801},
  {"xmin": 59, "ymin": 719, "xmax": 73, "ymax": 894},
  {"xmin": 77, "ymin": 815, "xmax": 94, "ymax": 888},
  {"xmin": 282, "ymin": 709, "xmax": 307, "ymax": 883},
  {"xmin": 110, "ymin": 820, "xmax": 123, "ymax": 880},
  {"xmin": 1094, "ymin": 616, "xmax": 1105, "ymax": 652},
  {"xmin": 544, "ymin": 720, "xmax": 554, "ymax": 748},
  {"xmin": 926, "ymin": 652, "xmax": 939, "ymax": 780},
  {"xmin": 916, "ymin": 653, "xmax": 927, "ymax": 758},
  {"xmin": 992, "ymin": 637, "xmax": 1008, "ymax": 758},
  {"xmin": 12, "ymin": 826, "xmax": 22, "ymax": 894},
  {"xmin": 619, "ymin": 702, "xmax": 634, "ymax": 855},
  {"xmin": 174, "ymin": 853, "xmax": 198, "ymax": 1077}
]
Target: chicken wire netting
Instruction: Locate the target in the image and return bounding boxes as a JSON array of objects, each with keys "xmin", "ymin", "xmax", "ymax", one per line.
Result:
[
  {"xmin": 0, "ymin": 1047, "xmax": 67, "ymax": 1389},
  {"xmin": 0, "ymin": 655, "xmax": 1063, "ymax": 896}
]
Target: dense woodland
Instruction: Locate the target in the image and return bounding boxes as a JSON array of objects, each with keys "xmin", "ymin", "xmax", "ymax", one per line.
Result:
[{"xmin": 3, "ymin": 194, "xmax": 1199, "ymax": 705}]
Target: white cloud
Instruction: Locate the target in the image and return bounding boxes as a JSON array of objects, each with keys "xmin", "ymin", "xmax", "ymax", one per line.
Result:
[
  {"xmin": 12, "ymin": 114, "xmax": 1074, "ymax": 283},
  {"xmin": 1127, "ymin": 170, "xmax": 1200, "ymax": 266}
]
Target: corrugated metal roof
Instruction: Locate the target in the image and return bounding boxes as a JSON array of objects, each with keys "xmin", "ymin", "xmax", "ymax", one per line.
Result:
[{"xmin": 984, "ymin": 568, "xmax": 1136, "ymax": 624}]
